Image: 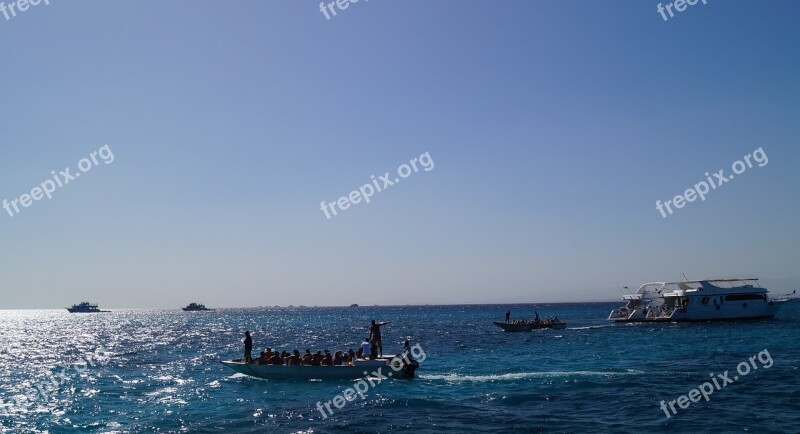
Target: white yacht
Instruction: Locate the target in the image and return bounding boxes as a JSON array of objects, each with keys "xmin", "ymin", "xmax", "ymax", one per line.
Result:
[{"xmin": 609, "ymin": 278, "xmax": 794, "ymax": 322}]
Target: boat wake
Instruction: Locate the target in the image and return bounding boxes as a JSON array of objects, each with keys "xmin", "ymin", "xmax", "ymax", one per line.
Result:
[
  {"xmin": 419, "ymin": 370, "xmax": 644, "ymax": 383},
  {"xmin": 567, "ymin": 325, "xmax": 614, "ymax": 330}
]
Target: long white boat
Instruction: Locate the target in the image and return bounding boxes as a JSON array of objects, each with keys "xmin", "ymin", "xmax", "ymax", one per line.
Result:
[
  {"xmin": 609, "ymin": 278, "xmax": 793, "ymax": 322},
  {"xmin": 221, "ymin": 357, "xmax": 419, "ymax": 380}
]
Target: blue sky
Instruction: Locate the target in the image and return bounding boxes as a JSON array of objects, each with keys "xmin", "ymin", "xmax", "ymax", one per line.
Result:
[{"xmin": 1, "ymin": 0, "xmax": 798, "ymax": 308}]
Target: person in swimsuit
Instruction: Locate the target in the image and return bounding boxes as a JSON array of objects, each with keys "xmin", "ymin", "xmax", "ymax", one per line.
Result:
[
  {"xmin": 243, "ymin": 331, "xmax": 253, "ymax": 363},
  {"xmin": 369, "ymin": 320, "xmax": 391, "ymax": 357}
]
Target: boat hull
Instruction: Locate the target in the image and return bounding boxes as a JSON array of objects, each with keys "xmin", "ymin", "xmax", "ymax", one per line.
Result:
[
  {"xmin": 493, "ymin": 321, "xmax": 567, "ymax": 331},
  {"xmin": 221, "ymin": 358, "xmax": 417, "ymax": 380},
  {"xmin": 610, "ymin": 298, "xmax": 788, "ymax": 322}
]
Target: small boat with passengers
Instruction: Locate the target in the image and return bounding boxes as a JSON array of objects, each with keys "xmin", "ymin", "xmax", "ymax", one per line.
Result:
[
  {"xmin": 494, "ymin": 318, "xmax": 567, "ymax": 331},
  {"xmin": 494, "ymin": 317, "xmax": 567, "ymax": 332},
  {"xmin": 221, "ymin": 356, "xmax": 419, "ymax": 380},
  {"xmin": 608, "ymin": 278, "xmax": 794, "ymax": 322}
]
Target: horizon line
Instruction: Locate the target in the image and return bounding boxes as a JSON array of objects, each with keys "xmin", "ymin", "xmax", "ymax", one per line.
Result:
[{"xmin": 0, "ymin": 300, "xmax": 624, "ymax": 310}]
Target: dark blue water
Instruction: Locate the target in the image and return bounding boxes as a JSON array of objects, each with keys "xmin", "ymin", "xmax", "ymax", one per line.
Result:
[{"xmin": 1, "ymin": 302, "xmax": 798, "ymax": 433}]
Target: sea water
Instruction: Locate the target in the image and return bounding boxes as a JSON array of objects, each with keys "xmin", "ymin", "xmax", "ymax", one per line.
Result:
[{"xmin": 1, "ymin": 302, "xmax": 798, "ymax": 433}]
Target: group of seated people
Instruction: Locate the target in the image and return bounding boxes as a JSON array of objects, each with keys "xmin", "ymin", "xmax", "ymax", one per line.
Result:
[
  {"xmin": 253, "ymin": 339, "xmax": 381, "ymax": 366},
  {"xmin": 511, "ymin": 316, "xmax": 560, "ymax": 326}
]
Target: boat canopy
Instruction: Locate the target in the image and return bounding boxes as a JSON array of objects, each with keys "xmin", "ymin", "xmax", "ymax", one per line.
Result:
[{"xmin": 635, "ymin": 278, "xmax": 760, "ymax": 294}]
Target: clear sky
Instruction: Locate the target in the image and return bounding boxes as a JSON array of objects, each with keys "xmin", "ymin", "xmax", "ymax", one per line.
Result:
[{"xmin": 1, "ymin": 1, "xmax": 798, "ymax": 308}]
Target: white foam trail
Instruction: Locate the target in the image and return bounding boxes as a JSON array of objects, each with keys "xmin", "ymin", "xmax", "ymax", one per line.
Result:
[
  {"xmin": 419, "ymin": 370, "xmax": 643, "ymax": 382},
  {"xmin": 568, "ymin": 325, "xmax": 613, "ymax": 330}
]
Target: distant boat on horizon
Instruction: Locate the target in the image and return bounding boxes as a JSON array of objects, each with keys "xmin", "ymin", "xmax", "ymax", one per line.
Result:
[
  {"xmin": 350, "ymin": 304, "xmax": 359, "ymax": 308},
  {"xmin": 67, "ymin": 302, "xmax": 109, "ymax": 313},
  {"xmin": 182, "ymin": 303, "xmax": 213, "ymax": 312}
]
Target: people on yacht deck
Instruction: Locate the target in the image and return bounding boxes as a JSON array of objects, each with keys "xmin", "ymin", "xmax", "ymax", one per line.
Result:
[
  {"xmin": 505, "ymin": 309, "xmax": 511, "ymax": 322},
  {"xmin": 243, "ymin": 331, "xmax": 253, "ymax": 363},
  {"xmin": 369, "ymin": 320, "xmax": 391, "ymax": 357},
  {"xmin": 333, "ymin": 350, "xmax": 343, "ymax": 365},
  {"xmin": 302, "ymin": 349, "xmax": 313, "ymax": 365},
  {"xmin": 256, "ymin": 351, "xmax": 269, "ymax": 365},
  {"xmin": 312, "ymin": 350, "xmax": 323, "ymax": 365}
]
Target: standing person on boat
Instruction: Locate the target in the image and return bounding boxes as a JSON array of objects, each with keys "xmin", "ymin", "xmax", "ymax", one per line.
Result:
[
  {"xmin": 402, "ymin": 339, "xmax": 417, "ymax": 361},
  {"xmin": 369, "ymin": 320, "xmax": 391, "ymax": 357},
  {"xmin": 505, "ymin": 309, "xmax": 511, "ymax": 323},
  {"xmin": 370, "ymin": 340, "xmax": 379, "ymax": 359},
  {"xmin": 243, "ymin": 331, "xmax": 253, "ymax": 364}
]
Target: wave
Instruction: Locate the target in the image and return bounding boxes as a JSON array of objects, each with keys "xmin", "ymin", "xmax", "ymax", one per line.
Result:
[
  {"xmin": 419, "ymin": 370, "xmax": 644, "ymax": 382},
  {"xmin": 567, "ymin": 325, "xmax": 614, "ymax": 330}
]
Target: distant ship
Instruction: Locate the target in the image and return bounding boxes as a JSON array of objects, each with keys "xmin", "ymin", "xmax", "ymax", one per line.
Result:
[
  {"xmin": 350, "ymin": 304, "xmax": 359, "ymax": 308},
  {"xmin": 67, "ymin": 302, "xmax": 109, "ymax": 313},
  {"xmin": 182, "ymin": 303, "xmax": 213, "ymax": 312}
]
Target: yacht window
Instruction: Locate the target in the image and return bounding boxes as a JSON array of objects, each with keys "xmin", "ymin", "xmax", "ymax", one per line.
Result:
[{"xmin": 725, "ymin": 294, "xmax": 766, "ymax": 302}]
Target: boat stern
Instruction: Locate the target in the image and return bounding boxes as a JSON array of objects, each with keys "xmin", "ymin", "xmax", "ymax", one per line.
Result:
[{"xmin": 220, "ymin": 360, "xmax": 254, "ymax": 376}]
